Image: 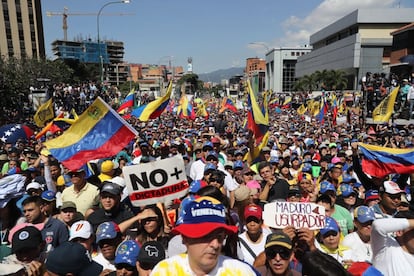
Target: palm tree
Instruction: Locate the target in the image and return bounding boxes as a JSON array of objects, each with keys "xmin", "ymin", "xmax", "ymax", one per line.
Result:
[
  {"xmin": 327, "ymin": 70, "xmax": 348, "ymax": 91},
  {"xmin": 314, "ymin": 69, "xmax": 330, "ymax": 90}
]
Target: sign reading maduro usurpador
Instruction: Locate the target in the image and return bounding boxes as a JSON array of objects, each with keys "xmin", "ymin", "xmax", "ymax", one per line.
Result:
[
  {"xmin": 123, "ymin": 155, "xmax": 189, "ymax": 206},
  {"xmin": 263, "ymin": 201, "xmax": 326, "ymax": 230}
]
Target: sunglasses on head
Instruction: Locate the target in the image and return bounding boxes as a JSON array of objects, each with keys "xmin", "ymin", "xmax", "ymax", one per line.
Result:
[
  {"xmin": 322, "ymin": 230, "xmax": 338, "ymax": 238},
  {"xmin": 265, "ymin": 247, "xmax": 292, "ymax": 260}
]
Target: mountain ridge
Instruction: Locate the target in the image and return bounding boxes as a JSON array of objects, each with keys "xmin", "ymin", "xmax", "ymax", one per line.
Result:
[{"xmin": 197, "ymin": 67, "xmax": 244, "ymax": 83}]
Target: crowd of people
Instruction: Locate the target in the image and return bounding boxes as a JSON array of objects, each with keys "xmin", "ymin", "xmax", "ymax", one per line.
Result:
[{"xmin": 0, "ymin": 78, "xmax": 414, "ymax": 276}]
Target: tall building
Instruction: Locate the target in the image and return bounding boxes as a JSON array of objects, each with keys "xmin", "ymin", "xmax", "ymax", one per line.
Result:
[
  {"xmin": 265, "ymin": 47, "xmax": 312, "ymax": 93},
  {"xmin": 245, "ymin": 57, "xmax": 266, "ymax": 93},
  {"xmin": 295, "ymin": 8, "xmax": 414, "ymax": 89},
  {"xmin": 51, "ymin": 39, "xmax": 127, "ymax": 85},
  {"xmin": 0, "ymin": 0, "xmax": 45, "ymax": 58}
]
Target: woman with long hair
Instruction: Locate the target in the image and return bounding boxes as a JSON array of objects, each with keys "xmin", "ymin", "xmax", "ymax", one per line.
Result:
[{"xmin": 135, "ymin": 205, "xmax": 170, "ymax": 250}]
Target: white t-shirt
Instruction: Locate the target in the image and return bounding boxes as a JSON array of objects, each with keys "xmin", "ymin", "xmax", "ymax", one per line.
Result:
[
  {"xmin": 343, "ymin": 231, "xmax": 373, "ymax": 263},
  {"xmin": 92, "ymin": 252, "xmax": 116, "ymax": 271},
  {"xmin": 372, "ymin": 218, "xmax": 414, "ymax": 275},
  {"xmin": 238, "ymin": 228, "xmax": 272, "ymax": 266}
]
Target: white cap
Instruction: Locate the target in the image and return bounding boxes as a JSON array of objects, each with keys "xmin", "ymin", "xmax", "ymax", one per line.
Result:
[
  {"xmin": 383, "ymin": 181, "xmax": 404, "ymax": 195},
  {"xmin": 26, "ymin": 182, "xmax": 41, "ymax": 191},
  {"xmin": 69, "ymin": 220, "xmax": 92, "ymax": 241},
  {"xmin": 110, "ymin": 176, "xmax": 126, "ymax": 187}
]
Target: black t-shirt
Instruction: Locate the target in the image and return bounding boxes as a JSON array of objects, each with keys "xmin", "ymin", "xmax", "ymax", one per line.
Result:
[
  {"xmin": 87, "ymin": 205, "xmax": 135, "ymax": 233},
  {"xmin": 261, "ymin": 177, "xmax": 290, "ymax": 202}
]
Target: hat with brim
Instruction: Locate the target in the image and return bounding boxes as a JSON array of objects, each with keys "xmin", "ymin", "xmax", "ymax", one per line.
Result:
[{"xmin": 172, "ymin": 196, "xmax": 237, "ymax": 238}]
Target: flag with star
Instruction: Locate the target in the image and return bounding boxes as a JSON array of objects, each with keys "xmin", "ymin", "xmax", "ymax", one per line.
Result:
[{"xmin": 0, "ymin": 124, "xmax": 34, "ymax": 144}]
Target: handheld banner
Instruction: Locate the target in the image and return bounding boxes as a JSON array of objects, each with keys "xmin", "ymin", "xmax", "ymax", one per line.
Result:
[
  {"xmin": 123, "ymin": 155, "xmax": 189, "ymax": 206},
  {"xmin": 263, "ymin": 201, "xmax": 326, "ymax": 230}
]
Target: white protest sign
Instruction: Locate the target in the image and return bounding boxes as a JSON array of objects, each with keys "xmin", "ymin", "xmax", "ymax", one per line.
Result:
[
  {"xmin": 123, "ymin": 155, "xmax": 189, "ymax": 206},
  {"xmin": 263, "ymin": 201, "xmax": 326, "ymax": 230}
]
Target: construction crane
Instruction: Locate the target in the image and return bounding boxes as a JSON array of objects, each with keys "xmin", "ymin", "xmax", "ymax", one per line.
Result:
[{"xmin": 46, "ymin": 7, "xmax": 134, "ymax": 41}]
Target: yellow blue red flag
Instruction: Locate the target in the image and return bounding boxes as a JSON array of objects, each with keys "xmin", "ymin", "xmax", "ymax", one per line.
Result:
[
  {"xmin": 44, "ymin": 97, "xmax": 138, "ymax": 170},
  {"xmin": 359, "ymin": 142, "xmax": 414, "ymax": 178}
]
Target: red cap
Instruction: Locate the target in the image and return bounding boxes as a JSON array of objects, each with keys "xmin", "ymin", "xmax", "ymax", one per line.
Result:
[
  {"xmin": 211, "ymin": 137, "xmax": 220, "ymax": 144},
  {"xmin": 244, "ymin": 204, "xmax": 262, "ymax": 220}
]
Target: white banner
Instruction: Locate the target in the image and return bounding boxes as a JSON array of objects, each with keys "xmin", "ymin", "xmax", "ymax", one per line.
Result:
[
  {"xmin": 263, "ymin": 201, "xmax": 326, "ymax": 230},
  {"xmin": 123, "ymin": 155, "xmax": 189, "ymax": 206}
]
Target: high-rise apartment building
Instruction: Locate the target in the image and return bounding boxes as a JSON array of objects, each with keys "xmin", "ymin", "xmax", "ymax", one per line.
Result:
[{"xmin": 0, "ymin": 0, "xmax": 45, "ymax": 58}]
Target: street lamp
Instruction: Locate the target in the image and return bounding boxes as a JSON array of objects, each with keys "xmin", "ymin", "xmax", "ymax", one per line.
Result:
[
  {"xmin": 248, "ymin": 42, "xmax": 271, "ymax": 53},
  {"xmin": 97, "ymin": 0, "xmax": 130, "ymax": 83}
]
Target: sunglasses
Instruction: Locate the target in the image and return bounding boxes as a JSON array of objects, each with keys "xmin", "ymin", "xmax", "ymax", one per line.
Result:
[
  {"xmin": 206, "ymin": 158, "xmax": 218, "ymax": 162},
  {"xmin": 343, "ymin": 193, "xmax": 356, "ymax": 198},
  {"xmin": 195, "ymin": 150, "xmax": 202, "ymax": 154},
  {"xmin": 359, "ymin": 220, "xmax": 373, "ymax": 227},
  {"xmin": 322, "ymin": 230, "xmax": 338, "ymax": 238},
  {"xmin": 139, "ymin": 262, "xmax": 155, "ymax": 270},
  {"xmin": 141, "ymin": 217, "xmax": 158, "ymax": 224},
  {"xmin": 209, "ymin": 177, "xmax": 218, "ymax": 182},
  {"xmin": 265, "ymin": 247, "xmax": 292, "ymax": 260},
  {"xmin": 115, "ymin": 263, "xmax": 135, "ymax": 271},
  {"xmin": 69, "ymin": 172, "xmax": 83, "ymax": 177}
]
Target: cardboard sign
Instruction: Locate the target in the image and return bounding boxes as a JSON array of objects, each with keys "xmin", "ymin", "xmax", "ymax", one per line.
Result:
[
  {"xmin": 123, "ymin": 155, "xmax": 189, "ymax": 206},
  {"xmin": 263, "ymin": 201, "xmax": 326, "ymax": 230}
]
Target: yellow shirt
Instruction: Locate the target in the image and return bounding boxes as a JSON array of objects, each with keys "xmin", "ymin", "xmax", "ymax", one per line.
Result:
[{"xmin": 61, "ymin": 182, "xmax": 100, "ymax": 215}]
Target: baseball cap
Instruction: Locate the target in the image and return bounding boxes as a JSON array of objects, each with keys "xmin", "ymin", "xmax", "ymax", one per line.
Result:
[
  {"xmin": 353, "ymin": 206, "xmax": 375, "ymax": 224},
  {"xmin": 61, "ymin": 201, "xmax": 77, "ymax": 211},
  {"xmin": 206, "ymin": 151, "xmax": 218, "ymax": 160},
  {"xmin": 233, "ymin": 160, "xmax": 244, "ymax": 170},
  {"xmin": 365, "ymin": 189, "xmax": 380, "ymax": 202},
  {"xmin": 269, "ymin": 156, "xmax": 279, "ymax": 164},
  {"xmin": 101, "ymin": 160, "xmax": 119, "ymax": 174},
  {"xmin": 320, "ymin": 217, "xmax": 340, "ymax": 236},
  {"xmin": 100, "ymin": 181, "xmax": 122, "ymax": 195},
  {"xmin": 96, "ymin": 221, "xmax": 121, "ymax": 243},
  {"xmin": 137, "ymin": 241, "xmax": 166, "ymax": 269},
  {"xmin": 244, "ymin": 204, "xmax": 262, "ymax": 220},
  {"xmin": 224, "ymin": 161, "xmax": 234, "ymax": 168},
  {"xmin": 69, "ymin": 220, "xmax": 93, "ymax": 241},
  {"xmin": 204, "ymin": 163, "xmax": 217, "ymax": 172},
  {"xmin": 261, "ymin": 146, "xmax": 271, "ymax": 152},
  {"xmin": 211, "ymin": 137, "xmax": 220, "ymax": 144},
  {"xmin": 172, "ymin": 196, "xmax": 238, "ymax": 238},
  {"xmin": 265, "ymin": 232, "xmax": 293, "ymax": 250},
  {"xmin": 202, "ymin": 141, "xmax": 213, "ymax": 151},
  {"xmin": 41, "ymin": 190, "xmax": 56, "ymax": 202},
  {"xmin": 320, "ymin": 181, "xmax": 336, "ymax": 194},
  {"xmin": 26, "ymin": 182, "xmax": 41, "ymax": 191},
  {"xmin": 246, "ymin": 180, "xmax": 261, "ymax": 189},
  {"xmin": 45, "ymin": 242, "xmax": 103, "ymax": 276},
  {"xmin": 382, "ymin": 180, "xmax": 404, "ymax": 195},
  {"xmin": 114, "ymin": 240, "xmax": 141, "ymax": 267},
  {"xmin": 12, "ymin": 226, "xmax": 43, "ymax": 253},
  {"xmin": 188, "ymin": 180, "xmax": 208, "ymax": 194},
  {"xmin": 340, "ymin": 184, "xmax": 356, "ymax": 197}
]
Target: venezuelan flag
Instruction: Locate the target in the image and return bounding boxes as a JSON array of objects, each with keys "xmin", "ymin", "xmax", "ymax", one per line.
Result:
[
  {"xmin": 131, "ymin": 81, "xmax": 172, "ymax": 121},
  {"xmin": 177, "ymin": 94, "xmax": 196, "ymax": 120},
  {"xmin": 316, "ymin": 99, "xmax": 328, "ymax": 124},
  {"xmin": 44, "ymin": 97, "xmax": 138, "ymax": 171},
  {"xmin": 219, "ymin": 97, "xmax": 238, "ymax": 113},
  {"xmin": 246, "ymin": 80, "xmax": 269, "ymax": 144},
  {"xmin": 117, "ymin": 89, "xmax": 135, "ymax": 113},
  {"xmin": 359, "ymin": 143, "xmax": 414, "ymax": 178}
]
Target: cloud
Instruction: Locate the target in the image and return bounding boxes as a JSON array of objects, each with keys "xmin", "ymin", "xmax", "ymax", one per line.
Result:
[{"xmin": 270, "ymin": 0, "xmax": 399, "ymax": 47}]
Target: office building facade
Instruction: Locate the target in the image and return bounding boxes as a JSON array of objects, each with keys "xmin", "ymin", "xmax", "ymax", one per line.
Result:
[
  {"xmin": 0, "ymin": 0, "xmax": 45, "ymax": 58},
  {"xmin": 295, "ymin": 8, "xmax": 414, "ymax": 90},
  {"xmin": 265, "ymin": 47, "xmax": 312, "ymax": 93}
]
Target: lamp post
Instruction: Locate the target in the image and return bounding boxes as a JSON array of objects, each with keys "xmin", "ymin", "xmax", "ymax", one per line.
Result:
[{"xmin": 97, "ymin": 0, "xmax": 130, "ymax": 83}]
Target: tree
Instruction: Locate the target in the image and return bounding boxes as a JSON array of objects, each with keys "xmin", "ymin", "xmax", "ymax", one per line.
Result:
[
  {"xmin": 0, "ymin": 56, "xmax": 73, "ymax": 115},
  {"xmin": 326, "ymin": 70, "xmax": 348, "ymax": 91}
]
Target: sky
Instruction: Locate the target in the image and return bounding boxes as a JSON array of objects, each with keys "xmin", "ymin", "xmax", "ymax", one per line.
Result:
[{"xmin": 41, "ymin": 0, "xmax": 413, "ymax": 74}]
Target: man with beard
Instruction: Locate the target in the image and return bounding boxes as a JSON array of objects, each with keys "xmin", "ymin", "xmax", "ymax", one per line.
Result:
[
  {"xmin": 22, "ymin": 196, "xmax": 68, "ymax": 252},
  {"xmin": 87, "ymin": 181, "xmax": 135, "ymax": 233}
]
